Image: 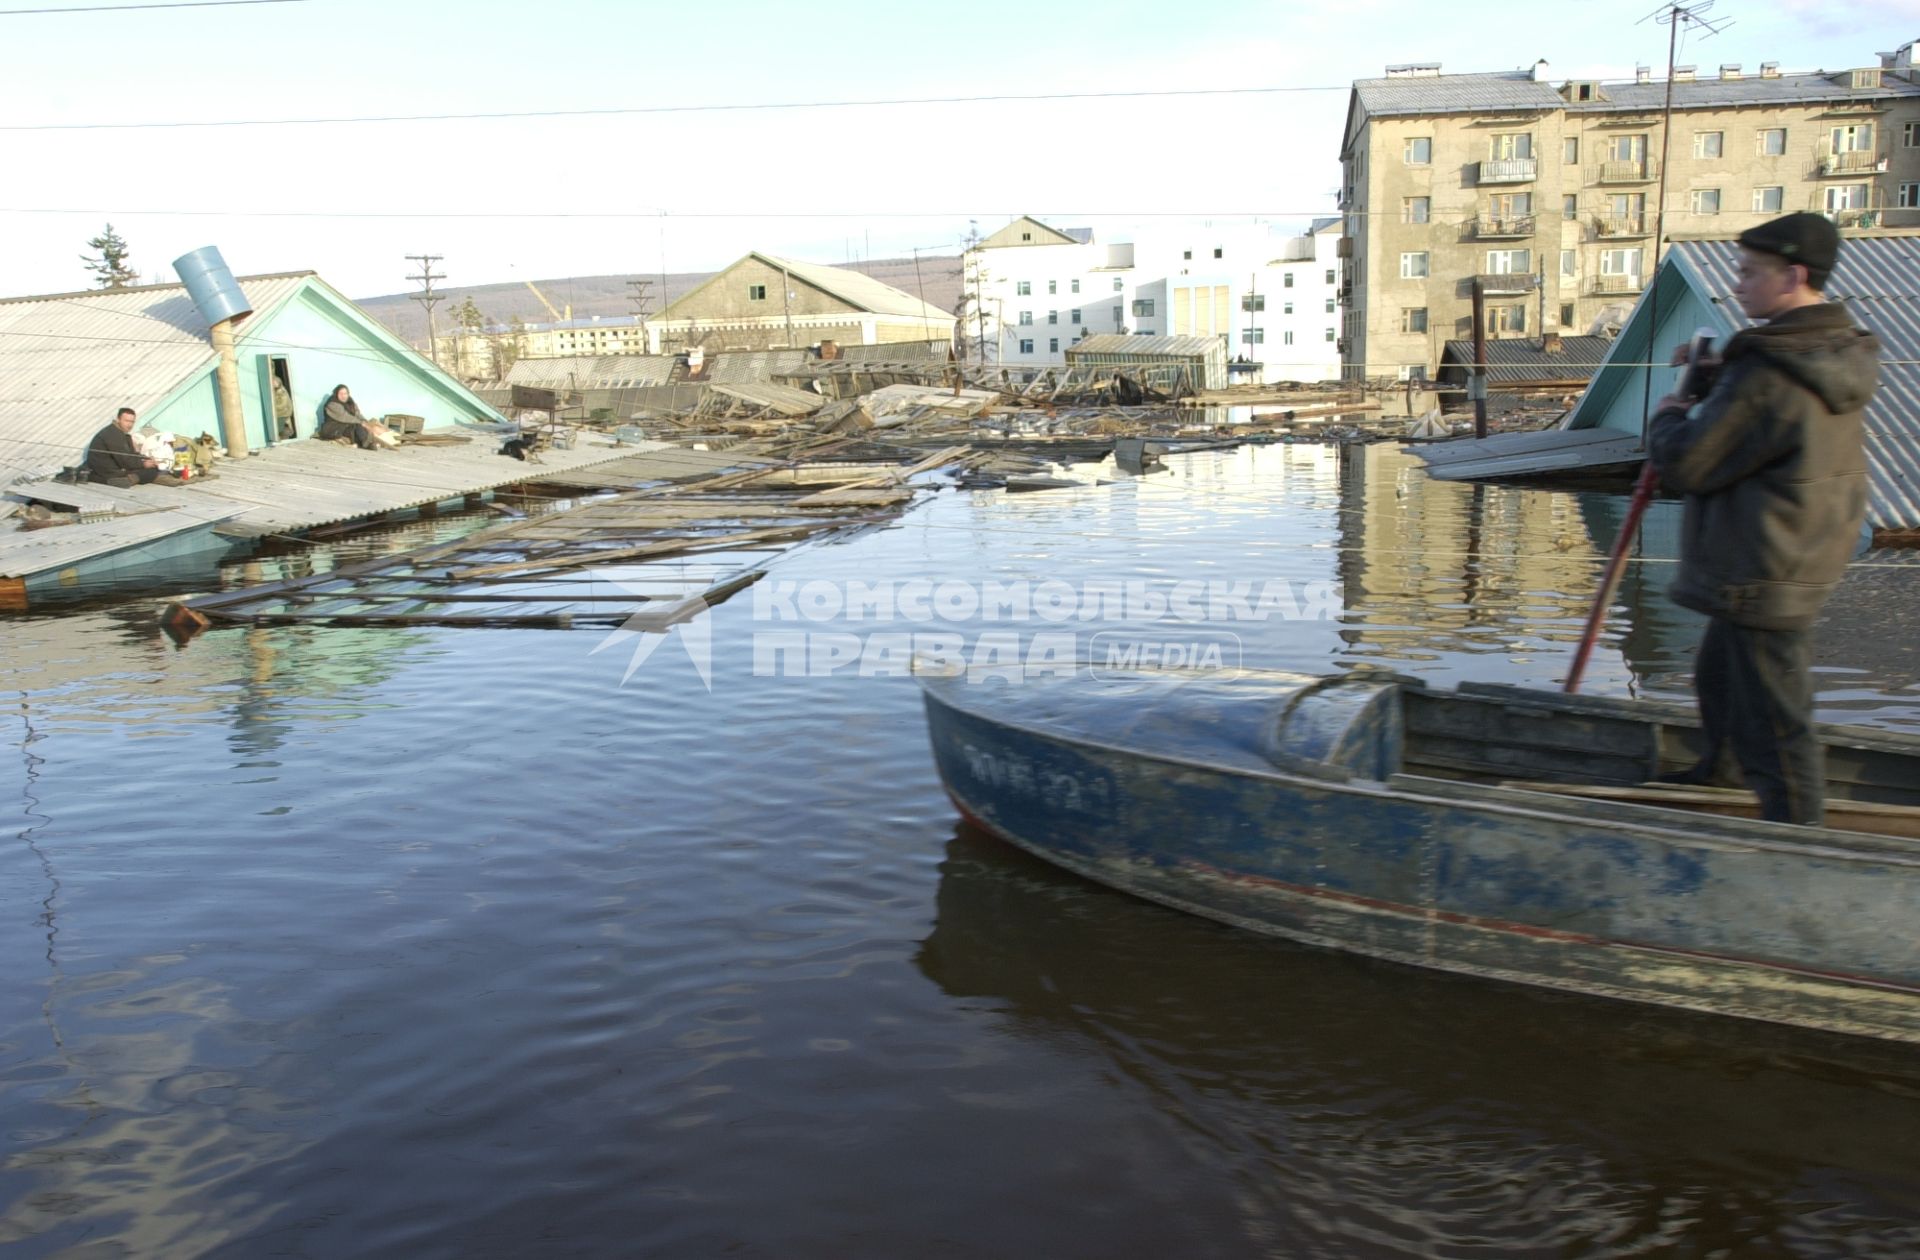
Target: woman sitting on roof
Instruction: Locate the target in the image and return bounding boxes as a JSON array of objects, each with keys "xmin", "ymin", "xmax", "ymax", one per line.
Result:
[{"xmin": 319, "ymin": 384, "xmax": 393, "ymax": 450}]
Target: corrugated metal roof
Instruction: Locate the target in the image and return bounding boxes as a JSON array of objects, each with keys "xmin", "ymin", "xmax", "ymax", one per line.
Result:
[
  {"xmin": 1355, "ymin": 68, "xmax": 1920, "ymax": 119},
  {"xmin": 506, "ymin": 354, "xmax": 677, "ymax": 388},
  {"xmin": 1572, "ymin": 72, "xmax": 1920, "ymax": 113},
  {"xmin": 703, "ymin": 349, "xmax": 813, "ymax": 382},
  {"xmin": 708, "ymin": 380, "xmax": 824, "ymax": 417},
  {"xmin": 0, "ymin": 273, "xmax": 312, "ymax": 487},
  {"xmin": 1439, "ymin": 336, "xmax": 1613, "ymax": 383},
  {"xmin": 837, "ymin": 339, "xmax": 949, "ymax": 362},
  {"xmin": 755, "ymin": 254, "xmax": 949, "ymax": 321},
  {"xmin": 1668, "ymin": 237, "xmax": 1920, "ymax": 531},
  {"xmin": 1066, "ymin": 334, "xmax": 1224, "ymax": 358},
  {"xmin": 0, "ymin": 498, "xmax": 249, "ymax": 579}
]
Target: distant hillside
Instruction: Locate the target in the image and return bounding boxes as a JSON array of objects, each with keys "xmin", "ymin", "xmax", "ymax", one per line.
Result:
[{"xmin": 355, "ymin": 255, "xmax": 963, "ymax": 344}]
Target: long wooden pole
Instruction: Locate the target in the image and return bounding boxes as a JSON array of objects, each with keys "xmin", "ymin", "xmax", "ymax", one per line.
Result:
[{"xmin": 1564, "ymin": 461, "xmax": 1658, "ymax": 693}]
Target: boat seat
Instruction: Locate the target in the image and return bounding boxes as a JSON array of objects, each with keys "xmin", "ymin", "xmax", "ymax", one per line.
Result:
[{"xmin": 1265, "ymin": 676, "xmax": 1404, "ymax": 782}]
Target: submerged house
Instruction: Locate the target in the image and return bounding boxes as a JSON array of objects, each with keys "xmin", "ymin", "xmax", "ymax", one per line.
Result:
[
  {"xmin": 0, "ymin": 255, "xmax": 505, "ymax": 487},
  {"xmin": 1413, "ymin": 235, "xmax": 1920, "ymax": 533}
]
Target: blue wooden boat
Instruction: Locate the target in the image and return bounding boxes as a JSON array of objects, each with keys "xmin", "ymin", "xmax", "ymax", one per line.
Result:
[{"xmin": 919, "ymin": 666, "xmax": 1920, "ymax": 1044}]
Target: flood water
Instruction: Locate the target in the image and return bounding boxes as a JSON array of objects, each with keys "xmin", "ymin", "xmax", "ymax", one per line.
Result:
[{"xmin": 4, "ymin": 445, "xmax": 1918, "ymax": 1258}]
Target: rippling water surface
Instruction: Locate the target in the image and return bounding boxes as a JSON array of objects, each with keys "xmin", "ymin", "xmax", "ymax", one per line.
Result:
[{"xmin": 3, "ymin": 446, "xmax": 1918, "ymax": 1258}]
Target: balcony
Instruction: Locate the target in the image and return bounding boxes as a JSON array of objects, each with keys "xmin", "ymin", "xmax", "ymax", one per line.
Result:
[
  {"xmin": 1478, "ymin": 157, "xmax": 1537, "ymax": 184},
  {"xmin": 1469, "ymin": 215, "xmax": 1536, "ymax": 239},
  {"xmin": 1336, "ymin": 237, "xmax": 1353, "ymax": 258},
  {"xmin": 1476, "ymin": 272, "xmax": 1538, "ymax": 295},
  {"xmin": 1593, "ymin": 274, "xmax": 1644, "ymax": 295},
  {"xmin": 1818, "ymin": 149, "xmax": 1889, "ymax": 176},
  {"xmin": 1828, "ymin": 209, "xmax": 1882, "ymax": 229},
  {"xmin": 1593, "ymin": 215, "xmax": 1650, "ymax": 238},
  {"xmin": 1598, "ymin": 160, "xmax": 1656, "ymax": 184}
]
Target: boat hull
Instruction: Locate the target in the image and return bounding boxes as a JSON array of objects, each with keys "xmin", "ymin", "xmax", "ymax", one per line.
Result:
[{"xmin": 922, "ymin": 671, "xmax": 1920, "ymax": 1044}]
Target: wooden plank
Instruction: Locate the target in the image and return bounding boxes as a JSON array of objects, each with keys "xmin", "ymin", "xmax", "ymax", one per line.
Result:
[{"xmin": 1502, "ymin": 781, "xmax": 1920, "ymax": 840}]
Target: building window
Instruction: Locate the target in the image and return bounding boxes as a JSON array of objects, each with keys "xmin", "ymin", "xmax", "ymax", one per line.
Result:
[
  {"xmin": 1016, "ymin": 280, "xmax": 1031, "ymax": 296},
  {"xmin": 1283, "ymin": 330, "xmax": 1295, "ymax": 345},
  {"xmin": 1131, "ymin": 298, "xmax": 1155, "ymax": 317},
  {"xmin": 1283, "ymin": 301, "xmax": 1294, "ymax": 315},
  {"xmin": 1560, "ymin": 302, "xmax": 1575, "ymax": 327},
  {"xmin": 1071, "ymin": 279, "xmax": 1080, "ymax": 293},
  {"xmin": 1071, "ymin": 308, "xmax": 1081, "ymax": 323},
  {"xmin": 1692, "ymin": 131, "xmax": 1724, "ymax": 159},
  {"xmin": 1403, "ymin": 196, "xmax": 1431, "ymax": 224},
  {"xmin": 1137, "ymin": 327, "xmax": 1154, "ymax": 336},
  {"xmin": 1019, "ymin": 339, "xmax": 1034, "ymax": 353},
  {"xmin": 1759, "ymin": 127, "xmax": 1787, "ymax": 156},
  {"xmin": 1049, "ymin": 337, "xmax": 1060, "ymax": 352},
  {"xmin": 1047, "ymin": 280, "xmax": 1057, "ymax": 295},
  {"xmin": 1905, "ymin": 122, "xmax": 1920, "ymax": 148},
  {"xmin": 1112, "ymin": 278, "xmax": 1123, "ymax": 291},
  {"xmin": 1489, "ymin": 132, "xmax": 1533, "ymax": 160},
  {"xmin": 1242, "ymin": 327, "xmax": 1265, "ymax": 344},
  {"xmin": 1753, "ymin": 186, "xmax": 1784, "ymax": 213},
  {"xmin": 1403, "ymin": 307, "xmax": 1428, "ymax": 333},
  {"xmin": 1490, "ymin": 304, "xmax": 1527, "ymax": 334},
  {"xmin": 1325, "ymin": 328, "xmax": 1336, "ymax": 341},
  {"xmin": 1404, "ymin": 137, "xmax": 1432, "ymax": 164},
  {"xmin": 1601, "ymin": 247, "xmax": 1643, "ymax": 279},
  {"xmin": 1183, "ymin": 250, "xmax": 1192, "ymax": 260},
  {"xmin": 1690, "ymin": 189, "xmax": 1722, "ymax": 215},
  {"xmin": 1324, "ymin": 269, "xmax": 1336, "ymax": 284},
  {"xmin": 1831, "ymin": 123, "xmax": 1875, "ymax": 153},
  {"xmin": 1607, "ymin": 134, "xmax": 1647, "ymax": 163},
  {"xmin": 1213, "ymin": 247, "xmax": 1223, "ymax": 259},
  {"xmin": 1826, "ymin": 183, "xmax": 1870, "ymax": 212},
  {"xmin": 1112, "ymin": 304, "xmax": 1123, "ymax": 323},
  {"xmin": 1018, "ymin": 311, "xmax": 1033, "ymax": 325},
  {"xmin": 1048, "ymin": 310, "xmax": 1058, "ymax": 324},
  {"xmin": 1563, "ymin": 194, "xmax": 1578, "ymax": 221},
  {"xmin": 1400, "ymin": 252, "xmax": 1429, "ymax": 278},
  {"xmin": 1563, "ymin": 136, "xmax": 1578, "ymax": 164},
  {"xmin": 1242, "ymin": 295, "xmax": 1265, "ymax": 312},
  {"xmin": 1561, "ymin": 249, "xmax": 1577, "ymax": 277},
  {"xmin": 1283, "ymin": 272, "xmax": 1295, "ymax": 288},
  {"xmin": 1485, "ymin": 248, "xmax": 1530, "ymax": 274},
  {"xmin": 748, "ymin": 284, "xmax": 767, "ymax": 301}
]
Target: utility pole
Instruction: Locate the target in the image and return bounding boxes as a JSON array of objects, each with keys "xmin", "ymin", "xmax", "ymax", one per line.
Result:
[
  {"xmin": 406, "ymin": 254, "xmax": 446, "ymax": 365},
  {"xmin": 626, "ymin": 278, "xmax": 653, "ymax": 349},
  {"xmin": 1637, "ymin": 1, "xmax": 1729, "ymax": 440},
  {"xmin": 780, "ymin": 264, "xmax": 795, "ymax": 348}
]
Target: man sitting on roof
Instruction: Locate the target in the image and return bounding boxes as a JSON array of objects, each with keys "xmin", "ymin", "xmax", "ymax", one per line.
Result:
[{"xmin": 86, "ymin": 407, "xmax": 182, "ymax": 487}]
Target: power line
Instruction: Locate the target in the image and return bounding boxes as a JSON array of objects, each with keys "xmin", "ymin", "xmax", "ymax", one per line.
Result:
[
  {"xmin": 0, "ymin": 82, "xmax": 1347, "ymax": 132},
  {"xmin": 1, "ymin": 0, "xmax": 306, "ymax": 13}
]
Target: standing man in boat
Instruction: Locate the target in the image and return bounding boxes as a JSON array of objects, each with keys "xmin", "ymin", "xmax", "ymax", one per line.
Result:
[{"xmin": 1648, "ymin": 212, "xmax": 1876, "ymax": 826}]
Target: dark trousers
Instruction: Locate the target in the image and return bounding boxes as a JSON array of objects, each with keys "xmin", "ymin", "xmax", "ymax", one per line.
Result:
[
  {"xmin": 319, "ymin": 418, "xmax": 378, "ymax": 450},
  {"xmin": 1685, "ymin": 617, "xmax": 1823, "ymax": 825}
]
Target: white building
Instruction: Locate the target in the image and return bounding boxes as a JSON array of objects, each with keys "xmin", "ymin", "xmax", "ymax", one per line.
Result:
[{"xmin": 964, "ymin": 215, "xmax": 1343, "ymax": 384}]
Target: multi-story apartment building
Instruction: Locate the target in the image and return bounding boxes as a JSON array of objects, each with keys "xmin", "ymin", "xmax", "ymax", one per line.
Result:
[
  {"xmin": 1340, "ymin": 43, "xmax": 1920, "ymax": 381},
  {"xmin": 966, "ymin": 216, "xmax": 1343, "ymax": 383},
  {"xmin": 435, "ymin": 316, "xmax": 648, "ymax": 380}
]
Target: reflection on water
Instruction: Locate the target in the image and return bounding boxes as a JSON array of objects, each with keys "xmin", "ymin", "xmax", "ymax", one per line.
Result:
[{"xmin": 2, "ymin": 443, "xmax": 1916, "ymax": 1257}]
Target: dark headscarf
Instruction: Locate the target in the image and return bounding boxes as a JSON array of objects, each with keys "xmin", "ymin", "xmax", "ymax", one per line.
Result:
[{"xmin": 329, "ymin": 385, "xmax": 364, "ymax": 419}]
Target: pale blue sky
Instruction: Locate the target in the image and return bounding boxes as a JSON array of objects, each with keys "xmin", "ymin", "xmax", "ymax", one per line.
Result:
[{"xmin": 2, "ymin": 0, "xmax": 1917, "ymax": 298}]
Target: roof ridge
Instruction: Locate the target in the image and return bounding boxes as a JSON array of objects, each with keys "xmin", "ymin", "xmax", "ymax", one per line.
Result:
[{"xmin": 0, "ymin": 270, "xmax": 318, "ymax": 307}]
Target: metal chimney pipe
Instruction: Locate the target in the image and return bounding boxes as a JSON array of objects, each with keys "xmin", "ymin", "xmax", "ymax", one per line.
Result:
[{"xmin": 173, "ymin": 247, "xmax": 253, "ymax": 458}]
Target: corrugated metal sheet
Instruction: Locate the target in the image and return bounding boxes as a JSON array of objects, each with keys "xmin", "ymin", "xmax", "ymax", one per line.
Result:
[
  {"xmin": 1067, "ymin": 334, "xmax": 1223, "ymax": 358},
  {"xmin": 505, "ymin": 354, "xmax": 677, "ymax": 388},
  {"xmin": 708, "ymin": 380, "xmax": 824, "ymax": 417},
  {"xmin": 836, "ymin": 339, "xmax": 949, "ymax": 362},
  {"xmin": 1356, "ymin": 68, "xmax": 1920, "ymax": 119},
  {"xmin": 0, "ymin": 498, "xmax": 249, "ymax": 579},
  {"xmin": 0, "ymin": 273, "xmax": 312, "ymax": 488},
  {"xmin": 1438, "ymin": 336, "xmax": 1612, "ymax": 383},
  {"xmin": 755, "ymin": 254, "xmax": 947, "ymax": 320},
  {"xmin": 1669, "ymin": 238, "xmax": 1920, "ymax": 531},
  {"xmin": 703, "ymin": 349, "xmax": 812, "ymax": 383}
]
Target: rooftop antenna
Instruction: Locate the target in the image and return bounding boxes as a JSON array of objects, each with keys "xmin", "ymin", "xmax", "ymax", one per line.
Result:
[{"xmin": 1635, "ymin": 0, "xmax": 1732, "ymax": 442}]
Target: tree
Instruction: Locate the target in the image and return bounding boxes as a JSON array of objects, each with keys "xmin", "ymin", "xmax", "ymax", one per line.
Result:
[
  {"xmin": 487, "ymin": 316, "xmax": 528, "ymax": 382},
  {"xmin": 956, "ymin": 221, "xmax": 1000, "ymax": 366},
  {"xmin": 81, "ymin": 223, "xmax": 139, "ymax": 289}
]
